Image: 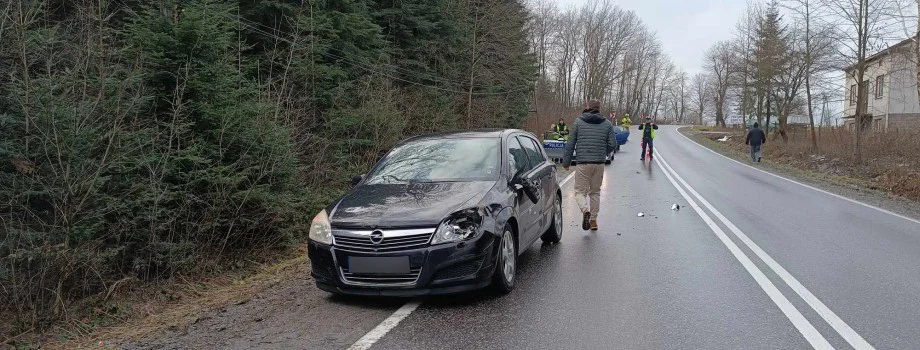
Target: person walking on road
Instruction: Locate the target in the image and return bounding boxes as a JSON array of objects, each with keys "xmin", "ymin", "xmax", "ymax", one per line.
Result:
[
  {"xmin": 563, "ymin": 99, "xmax": 617, "ymax": 231},
  {"xmin": 745, "ymin": 122, "xmax": 766, "ymax": 162},
  {"xmin": 638, "ymin": 116, "xmax": 658, "ymax": 160}
]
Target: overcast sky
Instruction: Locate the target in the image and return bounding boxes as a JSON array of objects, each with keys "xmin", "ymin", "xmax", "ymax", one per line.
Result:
[{"xmin": 555, "ymin": 0, "xmax": 748, "ymax": 75}]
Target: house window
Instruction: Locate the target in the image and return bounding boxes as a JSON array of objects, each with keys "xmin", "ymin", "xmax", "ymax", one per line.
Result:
[
  {"xmin": 875, "ymin": 75, "xmax": 885, "ymax": 98},
  {"xmin": 850, "ymin": 84, "xmax": 857, "ymax": 106}
]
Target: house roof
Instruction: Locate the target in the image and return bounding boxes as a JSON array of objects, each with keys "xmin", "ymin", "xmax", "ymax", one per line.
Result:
[{"xmin": 843, "ymin": 37, "xmax": 916, "ymax": 73}]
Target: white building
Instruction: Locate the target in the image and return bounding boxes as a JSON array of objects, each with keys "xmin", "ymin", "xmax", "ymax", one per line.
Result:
[
  {"xmin": 843, "ymin": 38, "xmax": 920, "ymax": 131},
  {"xmin": 725, "ymin": 114, "xmax": 808, "ymax": 128}
]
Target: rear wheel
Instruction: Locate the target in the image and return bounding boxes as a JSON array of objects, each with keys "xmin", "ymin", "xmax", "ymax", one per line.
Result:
[
  {"xmin": 492, "ymin": 226, "xmax": 517, "ymax": 293},
  {"xmin": 541, "ymin": 195, "xmax": 563, "ymax": 243}
]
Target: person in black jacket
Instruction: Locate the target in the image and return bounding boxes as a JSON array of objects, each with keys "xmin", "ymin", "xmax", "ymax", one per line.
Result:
[
  {"xmin": 563, "ymin": 99, "xmax": 616, "ymax": 231},
  {"xmin": 745, "ymin": 122, "xmax": 766, "ymax": 162}
]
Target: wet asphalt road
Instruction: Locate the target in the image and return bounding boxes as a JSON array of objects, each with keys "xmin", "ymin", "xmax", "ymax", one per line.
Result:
[{"xmin": 362, "ymin": 126, "xmax": 920, "ymax": 350}]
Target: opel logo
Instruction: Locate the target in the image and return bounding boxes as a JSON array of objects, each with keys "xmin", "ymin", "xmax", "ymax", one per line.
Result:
[{"xmin": 370, "ymin": 231, "xmax": 384, "ymax": 244}]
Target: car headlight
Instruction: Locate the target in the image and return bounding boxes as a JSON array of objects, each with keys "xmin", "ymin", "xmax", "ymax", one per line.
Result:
[
  {"xmin": 309, "ymin": 210, "xmax": 333, "ymax": 245},
  {"xmin": 431, "ymin": 207, "xmax": 485, "ymax": 245}
]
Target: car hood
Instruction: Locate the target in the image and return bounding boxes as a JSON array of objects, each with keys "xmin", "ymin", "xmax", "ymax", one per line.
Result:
[{"xmin": 330, "ymin": 181, "xmax": 496, "ymax": 228}]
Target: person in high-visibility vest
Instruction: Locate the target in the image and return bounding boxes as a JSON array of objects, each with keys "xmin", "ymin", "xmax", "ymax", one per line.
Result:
[
  {"xmin": 638, "ymin": 116, "xmax": 658, "ymax": 160},
  {"xmin": 553, "ymin": 119, "xmax": 570, "ymax": 140},
  {"xmin": 621, "ymin": 114, "xmax": 632, "ymax": 128}
]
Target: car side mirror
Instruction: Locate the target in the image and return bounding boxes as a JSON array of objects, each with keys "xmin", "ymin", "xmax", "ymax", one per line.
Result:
[
  {"xmin": 510, "ymin": 172, "xmax": 539, "ymax": 204},
  {"xmin": 352, "ymin": 174, "xmax": 364, "ymax": 186}
]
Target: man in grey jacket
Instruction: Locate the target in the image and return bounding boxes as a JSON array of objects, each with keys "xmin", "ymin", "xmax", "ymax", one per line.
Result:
[{"xmin": 562, "ymin": 99, "xmax": 617, "ymax": 231}]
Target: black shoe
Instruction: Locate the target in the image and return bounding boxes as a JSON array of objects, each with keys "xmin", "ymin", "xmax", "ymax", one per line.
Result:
[
  {"xmin": 582, "ymin": 212, "xmax": 591, "ymax": 231},
  {"xmin": 758, "ymin": 157, "xmax": 762, "ymax": 162},
  {"xmin": 640, "ymin": 157, "xmax": 645, "ymax": 161}
]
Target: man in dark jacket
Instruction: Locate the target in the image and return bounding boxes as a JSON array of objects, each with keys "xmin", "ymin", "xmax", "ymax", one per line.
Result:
[
  {"xmin": 563, "ymin": 99, "xmax": 617, "ymax": 231},
  {"xmin": 745, "ymin": 122, "xmax": 766, "ymax": 162}
]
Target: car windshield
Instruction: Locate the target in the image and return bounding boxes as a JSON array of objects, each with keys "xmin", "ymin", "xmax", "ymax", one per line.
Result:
[{"xmin": 364, "ymin": 138, "xmax": 500, "ymax": 184}]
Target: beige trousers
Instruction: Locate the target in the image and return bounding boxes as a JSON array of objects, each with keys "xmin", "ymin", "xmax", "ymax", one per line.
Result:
[{"xmin": 574, "ymin": 164, "xmax": 604, "ymax": 219}]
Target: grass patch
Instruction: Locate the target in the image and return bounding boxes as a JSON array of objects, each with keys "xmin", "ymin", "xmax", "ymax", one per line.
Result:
[
  {"xmin": 6, "ymin": 246, "xmax": 309, "ymax": 349},
  {"xmin": 679, "ymin": 126, "xmax": 920, "ymax": 202}
]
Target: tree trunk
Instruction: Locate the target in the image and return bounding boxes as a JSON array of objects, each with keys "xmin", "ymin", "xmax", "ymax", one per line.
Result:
[
  {"xmin": 805, "ymin": 81, "xmax": 816, "ymax": 147},
  {"xmin": 805, "ymin": 0, "xmax": 818, "ymax": 149},
  {"xmin": 854, "ymin": 0, "xmax": 868, "ymax": 163},
  {"xmin": 765, "ymin": 93, "xmax": 771, "ymax": 136},
  {"xmin": 466, "ymin": 15, "xmax": 478, "ymax": 128}
]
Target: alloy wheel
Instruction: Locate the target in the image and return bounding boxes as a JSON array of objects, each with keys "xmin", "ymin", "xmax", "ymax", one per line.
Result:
[{"xmin": 501, "ymin": 230, "xmax": 515, "ymax": 283}]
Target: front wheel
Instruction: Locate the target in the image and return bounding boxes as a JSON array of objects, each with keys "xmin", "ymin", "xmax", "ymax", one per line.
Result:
[
  {"xmin": 541, "ymin": 195, "xmax": 563, "ymax": 243},
  {"xmin": 493, "ymin": 226, "xmax": 517, "ymax": 293}
]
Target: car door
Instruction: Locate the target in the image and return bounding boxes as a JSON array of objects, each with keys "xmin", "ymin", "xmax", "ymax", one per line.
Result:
[
  {"xmin": 505, "ymin": 136, "xmax": 539, "ymax": 245},
  {"xmin": 517, "ymin": 135, "xmax": 555, "ymax": 234}
]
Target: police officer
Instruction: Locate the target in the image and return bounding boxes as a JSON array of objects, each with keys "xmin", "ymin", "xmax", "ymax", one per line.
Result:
[{"xmin": 554, "ymin": 119, "xmax": 570, "ymax": 140}]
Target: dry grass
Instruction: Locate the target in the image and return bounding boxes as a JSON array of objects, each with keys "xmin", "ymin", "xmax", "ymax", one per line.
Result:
[
  {"xmin": 692, "ymin": 126, "xmax": 920, "ymax": 201},
  {"xmin": 5, "ymin": 246, "xmax": 308, "ymax": 349}
]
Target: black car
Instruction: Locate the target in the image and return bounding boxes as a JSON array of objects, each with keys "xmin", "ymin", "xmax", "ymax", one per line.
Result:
[{"xmin": 307, "ymin": 129, "xmax": 563, "ymax": 296}]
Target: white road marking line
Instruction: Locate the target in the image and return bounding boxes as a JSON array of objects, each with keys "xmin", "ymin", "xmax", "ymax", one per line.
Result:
[
  {"xmin": 348, "ymin": 300, "xmax": 422, "ymax": 350},
  {"xmin": 675, "ymin": 126, "xmax": 920, "ymax": 225},
  {"xmin": 347, "ymin": 169, "xmax": 573, "ymax": 350},
  {"xmin": 560, "ymin": 171, "xmax": 576, "ymax": 186},
  {"xmin": 655, "ymin": 150, "xmax": 875, "ymax": 350},
  {"xmin": 653, "ymin": 153, "xmax": 834, "ymax": 350}
]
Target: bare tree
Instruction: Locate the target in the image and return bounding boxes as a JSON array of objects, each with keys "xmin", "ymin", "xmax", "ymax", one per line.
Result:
[
  {"xmin": 732, "ymin": 2, "xmax": 764, "ymax": 128},
  {"xmin": 668, "ymin": 70, "xmax": 689, "ymax": 123},
  {"xmin": 529, "ymin": 0, "xmax": 558, "ymax": 80},
  {"xmin": 577, "ymin": 1, "xmax": 638, "ymax": 100},
  {"xmin": 706, "ymin": 41, "xmax": 738, "ymax": 127},
  {"xmin": 823, "ymin": 0, "xmax": 905, "ymax": 162},
  {"xmin": 781, "ymin": 0, "xmax": 840, "ymax": 148},
  {"xmin": 691, "ymin": 73, "xmax": 713, "ymax": 125},
  {"xmin": 526, "ymin": 0, "xmax": 680, "ymax": 125}
]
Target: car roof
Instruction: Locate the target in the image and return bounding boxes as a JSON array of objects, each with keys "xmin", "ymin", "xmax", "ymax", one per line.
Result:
[{"xmin": 403, "ymin": 129, "xmax": 529, "ymax": 143}]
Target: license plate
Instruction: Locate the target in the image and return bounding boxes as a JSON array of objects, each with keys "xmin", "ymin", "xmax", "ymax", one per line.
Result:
[{"xmin": 348, "ymin": 256, "xmax": 410, "ymax": 274}]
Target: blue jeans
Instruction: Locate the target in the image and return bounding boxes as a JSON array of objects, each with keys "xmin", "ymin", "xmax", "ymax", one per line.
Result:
[{"xmin": 750, "ymin": 144, "xmax": 762, "ymax": 162}]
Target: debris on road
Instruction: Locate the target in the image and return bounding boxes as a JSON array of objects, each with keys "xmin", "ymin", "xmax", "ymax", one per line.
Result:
[
  {"xmin": 671, "ymin": 204, "xmax": 680, "ymax": 211},
  {"xmin": 638, "ymin": 212, "xmax": 645, "ymax": 217}
]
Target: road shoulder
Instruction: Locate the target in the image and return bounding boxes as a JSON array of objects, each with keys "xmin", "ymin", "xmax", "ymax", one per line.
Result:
[{"xmin": 678, "ymin": 126, "xmax": 920, "ymax": 221}]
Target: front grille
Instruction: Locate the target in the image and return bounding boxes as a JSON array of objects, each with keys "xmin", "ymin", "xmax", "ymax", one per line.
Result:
[
  {"xmin": 340, "ymin": 267, "xmax": 423, "ymax": 285},
  {"xmin": 333, "ymin": 230, "xmax": 434, "ymax": 253},
  {"xmin": 434, "ymin": 259, "xmax": 484, "ymax": 281}
]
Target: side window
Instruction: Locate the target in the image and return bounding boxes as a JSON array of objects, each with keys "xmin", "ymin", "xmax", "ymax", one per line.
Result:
[
  {"xmin": 518, "ymin": 136, "xmax": 547, "ymax": 168},
  {"xmin": 507, "ymin": 136, "xmax": 531, "ymax": 176}
]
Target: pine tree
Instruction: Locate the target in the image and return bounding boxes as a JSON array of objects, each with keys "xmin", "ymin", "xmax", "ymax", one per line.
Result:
[{"xmin": 751, "ymin": 1, "xmax": 787, "ymax": 133}]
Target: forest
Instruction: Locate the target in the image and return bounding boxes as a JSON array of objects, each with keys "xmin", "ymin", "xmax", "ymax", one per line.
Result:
[
  {"xmin": 0, "ymin": 0, "xmax": 539, "ymax": 334},
  {"xmin": 8, "ymin": 0, "xmax": 914, "ymax": 338}
]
